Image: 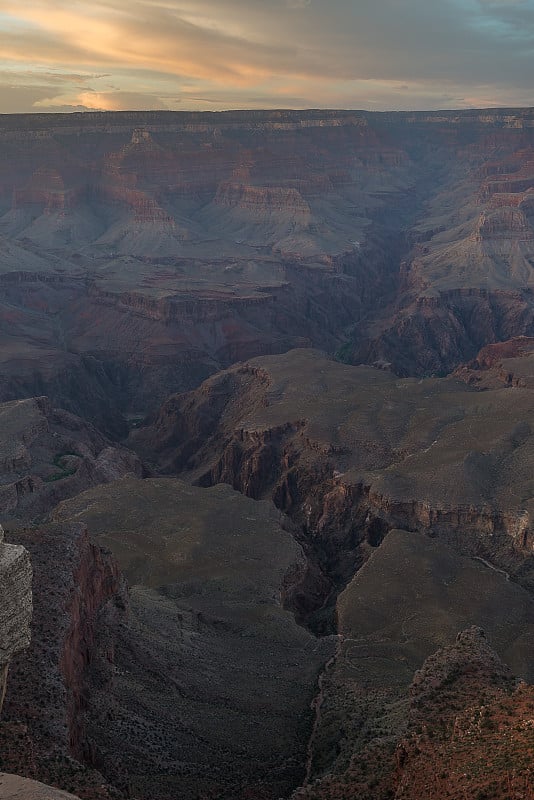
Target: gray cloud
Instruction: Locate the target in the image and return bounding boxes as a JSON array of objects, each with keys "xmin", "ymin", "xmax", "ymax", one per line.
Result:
[{"xmin": 1, "ymin": 0, "xmax": 533, "ymax": 111}]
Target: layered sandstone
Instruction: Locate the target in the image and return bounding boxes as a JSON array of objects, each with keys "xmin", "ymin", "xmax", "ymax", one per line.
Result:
[
  {"xmin": 0, "ymin": 525, "xmax": 31, "ymax": 714},
  {"xmin": 9, "ymin": 108, "xmax": 534, "ymax": 409},
  {"xmin": 1, "ymin": 522, "xmax": 125, "ymax": 799},
  {"xmin": 0, "ymin": 108, "xmax": 410, "ymax": 416}
]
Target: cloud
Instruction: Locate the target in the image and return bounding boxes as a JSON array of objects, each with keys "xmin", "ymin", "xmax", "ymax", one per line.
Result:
[
  {"xmin": 34, "ymin": 89, "xmax": 167, "ymax": 111},
  {"xmin": 0, "ymin": 0, "xmax": 533, "ymax": 112}
]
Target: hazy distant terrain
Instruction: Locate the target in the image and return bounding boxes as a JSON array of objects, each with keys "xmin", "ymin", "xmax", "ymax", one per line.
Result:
[{"xmin": 2, "ymin": 109, "xmax": 534, "ymax": 800}]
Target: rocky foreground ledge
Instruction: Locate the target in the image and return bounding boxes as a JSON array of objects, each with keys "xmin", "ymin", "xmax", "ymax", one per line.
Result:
[
  {"xmin": 0, "ymin": 772, "xmax": 81, "ymax": 799},
  {"xmin": 0, "ymin": 524, "xmax": 31, "ymax": 713}
]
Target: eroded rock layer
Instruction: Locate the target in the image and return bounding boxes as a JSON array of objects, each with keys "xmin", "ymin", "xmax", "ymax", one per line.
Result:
[
  {"xmin": 51, "ymin": 478, "xmax": 334, "ymax": 800},
  {"xmin": 1, "ymin": 522, "xmax": 124, "ymax": 799},
  {"xmin": 4, "ymin": 109, "xmax": 534, "ymax": 417},
  {"xmin": 130, "ymin": 347, "xmax": 534, "ymax": 628},
  {"xmin": 0, "ymin": 396, "xmax": 142, "ymax": 520},
  {"xmin": 0, "ymin": 526, "xmax": 31, "ymax": 714}
]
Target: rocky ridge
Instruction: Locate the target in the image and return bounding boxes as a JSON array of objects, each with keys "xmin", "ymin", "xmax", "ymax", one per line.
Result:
[
  {"xmin": 295, "ymin": 625, "xmax": 534, "ymax": 800},
  {"xmin": 130, "ymin": 347, "xmax": 534, "ymax": 630}
]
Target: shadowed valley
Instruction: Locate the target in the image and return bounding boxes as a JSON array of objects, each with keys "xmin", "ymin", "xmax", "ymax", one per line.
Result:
[{"xmin": 2, "ymin": 109, "xmax": 534, "ymax": 800}]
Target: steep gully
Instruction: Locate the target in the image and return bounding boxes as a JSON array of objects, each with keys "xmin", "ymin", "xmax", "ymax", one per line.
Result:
[{"xmin": 187, "ymin": 418, "xmax": 534, "ymax": 636}]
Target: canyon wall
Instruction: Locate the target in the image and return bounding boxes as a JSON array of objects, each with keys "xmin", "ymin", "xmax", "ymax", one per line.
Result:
[
  {"xmin": 130, "ymin": 348, "xmax": 534, "ymax": 628},
  {"xmin": 0, "ymin": 525, "xmax": 31, "ymax": 715},
  {"xmin": 8, "ymin": 107, "xmax": 533, "ymax": 424},
  {"xmin": 4, "ymin": 108, "xmax": 534, "ymax": 799},
  {"xmin": 1, "ymin": 523, "xmax": 126, "ymax": 799}
]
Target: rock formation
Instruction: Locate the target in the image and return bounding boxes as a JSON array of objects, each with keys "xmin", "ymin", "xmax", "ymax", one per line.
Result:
[
  {"xmin": 0, "ymin": 773, "xmax": 82, "ymax": 800},
  {"xmin": 4, "ymin": 108, "xmax": 534, "ymax": 799},
  {"xmin": 0, "ymin": 525, "xmax": 31, "ymax": 714},
  {"xmin": 0, "ymin": 396, "xmax": 142, "ymax": 521},
  {"xmin": 454, "ymin": 335, "xmax": 534, "ymax": 387},
  {"xmin": 51, "ymin": 478, "xmax": 334, "ymax": 800},
  {"xmin": 289, "ymin": 515, "xmax": 534, "ymax": 800},
  {"xmin": 1, "ymin": 522, "xmax": 125, "ymax": 799},
  {"xmin": 9, "ymin": 107, "xmax": 534, "ymax": 418},
  {"xmin": 130, "ymin": 347, "xmax": 534, "ymax": 631}
]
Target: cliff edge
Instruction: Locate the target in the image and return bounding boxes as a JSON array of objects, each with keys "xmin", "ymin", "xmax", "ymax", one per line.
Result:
[
  {"xmin": 0, "ymin": 773, "xmax": 81, "ymax": 800},
  {"xmin": 0, "ymin": 524, "xmax": 31, "ymax": 713}
]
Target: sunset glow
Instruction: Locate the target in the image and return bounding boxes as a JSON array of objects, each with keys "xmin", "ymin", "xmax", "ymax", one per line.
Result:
[{"xmin": 1, "ymin": 0, "xmax": 534, "ymax": 112}]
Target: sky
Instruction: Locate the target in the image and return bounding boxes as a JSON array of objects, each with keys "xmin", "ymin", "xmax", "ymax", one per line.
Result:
[{"xmin": 0, "ymin": 0, "xmax": 534, "ymax": 113}]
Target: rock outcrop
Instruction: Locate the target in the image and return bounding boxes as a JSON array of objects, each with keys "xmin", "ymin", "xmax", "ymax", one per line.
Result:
[
  {"xmin": 0, "ymin": 525, "xmax": 31, "ymax": 715},
  {"xmin": 454, "ymin": 335, "xmax": 534, "ymax": 388},
  {"xmin": 391, "ymin": 628, "xmax": 534, "ymax": 800},
  {"xmin": 0, "ymin": 773, "xmax": 82, "ymax": 800},
  {"xmin": 1, "ymin": 523, "xmax": 125, "ymax": 799},
  {"xmin": 0, "ymin": 396, "xmax": 142, "ymax": 521},
  {"xmin": 293, "ymin": 534, "xmax": 534, "ymax": 800}
]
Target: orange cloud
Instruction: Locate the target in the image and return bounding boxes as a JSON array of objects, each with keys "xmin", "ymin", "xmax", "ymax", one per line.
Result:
[{"xmin": 1, "ymin": 0, "xmax": 534, "ymax": 113}]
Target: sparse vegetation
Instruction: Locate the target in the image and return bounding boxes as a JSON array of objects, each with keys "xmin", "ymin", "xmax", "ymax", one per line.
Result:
[{"xmin": 43, "ymin": 452, "xmax": 79, "ymax": 482}]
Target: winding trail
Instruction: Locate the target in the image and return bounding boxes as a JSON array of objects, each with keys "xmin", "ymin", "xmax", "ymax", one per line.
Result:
[{"xmin": 472, "ymin": 555, "xmax": 511, "ymax": 581}]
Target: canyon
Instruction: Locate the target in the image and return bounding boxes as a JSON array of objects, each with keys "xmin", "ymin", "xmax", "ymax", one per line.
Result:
[{"xmin": 1, "ymin": 109, "xmax": 534, "ymax": 799}]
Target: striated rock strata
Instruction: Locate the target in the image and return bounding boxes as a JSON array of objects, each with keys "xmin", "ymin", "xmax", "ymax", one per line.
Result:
[
  {"xmin": 0, "ymin": 525, "xmax": 31, "ymax": 714},
  {"xmin": 4, "ymin": 109, "xmax": 534, "ymax": 396},
  {"xmin": 1, "ymin": 522, "xmax": 125, "ymax": 799},
  {"xmin": 346, "ymin": 136, "xmax": 534, "ymax": 376},
  {"xmin": 0, "ymin": 108, "xmax": 417, "ymax": 420}
]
